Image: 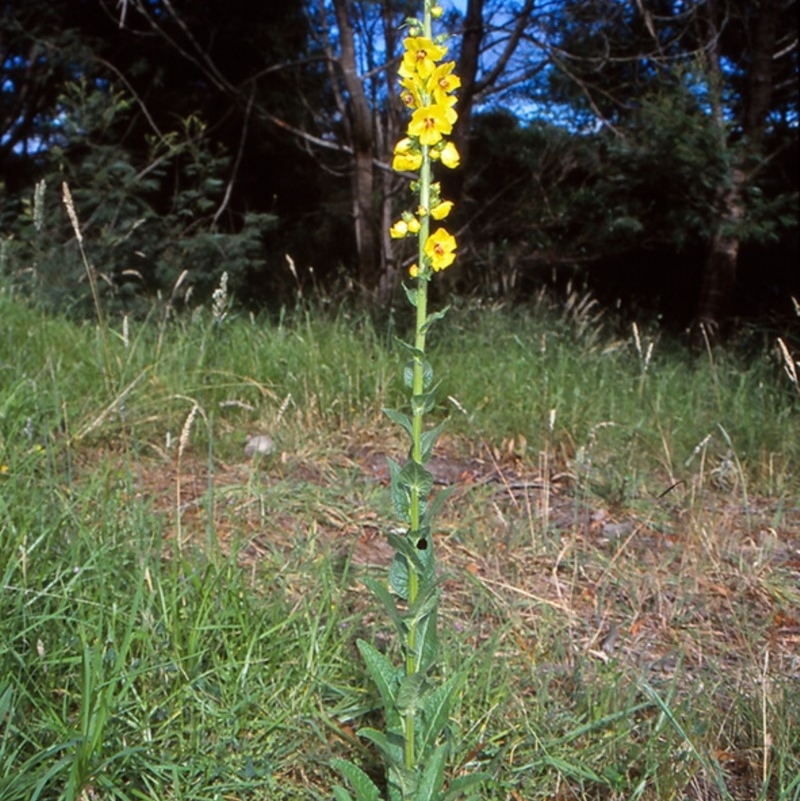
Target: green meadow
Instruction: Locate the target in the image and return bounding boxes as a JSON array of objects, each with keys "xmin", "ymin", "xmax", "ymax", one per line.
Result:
[{"xmin": 1, "ymin": 288, "xmax": 798, "ymax": 800}]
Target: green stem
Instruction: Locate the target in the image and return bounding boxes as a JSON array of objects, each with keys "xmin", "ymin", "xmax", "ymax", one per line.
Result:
[{"xmin": 402, "ymin": 4, "xmax": 435, "ymax": 778}]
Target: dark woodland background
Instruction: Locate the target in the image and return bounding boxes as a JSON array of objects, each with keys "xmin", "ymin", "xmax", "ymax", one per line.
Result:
[{"xmin": 1, "ymin": 0, "xmax": 797, "ymax": 341}]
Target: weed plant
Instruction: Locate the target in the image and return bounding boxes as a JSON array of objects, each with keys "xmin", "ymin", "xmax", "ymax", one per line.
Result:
[{"xmin": 1, "ymin": 176, "xmax": 799, "ymax": 801}]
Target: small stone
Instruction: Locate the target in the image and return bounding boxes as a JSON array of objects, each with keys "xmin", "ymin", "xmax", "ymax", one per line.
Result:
[{"xmin": 244, "ymin": 434, "xmax": 275, "ymax": 457}]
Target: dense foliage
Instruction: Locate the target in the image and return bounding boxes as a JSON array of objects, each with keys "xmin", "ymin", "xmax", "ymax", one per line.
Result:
[{"xmin": 0, "ymin": 0, "xmax": 797, "ymax": 329}]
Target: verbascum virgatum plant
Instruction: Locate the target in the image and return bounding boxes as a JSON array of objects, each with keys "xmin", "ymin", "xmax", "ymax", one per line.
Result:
[{"xmin": 332, "ymin": 3, "xmax": 487, "ymax": 800}]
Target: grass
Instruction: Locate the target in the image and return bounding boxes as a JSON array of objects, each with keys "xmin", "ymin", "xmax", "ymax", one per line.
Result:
[{"xmin": 1, "ymin": 285, "xmax": 798, "ymax": 800}]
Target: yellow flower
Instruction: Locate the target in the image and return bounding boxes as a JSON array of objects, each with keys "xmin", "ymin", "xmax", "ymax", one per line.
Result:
[
  {"xmin": 409, "ymin": 263, "xmax": 420, "ymax": 278},
  {"xmin": 407, "ymin": 216, "xmax": 421, "ymax": 233},
  {"xmin": 430, "ymin": 200, "xmax": 453, "ymax": 220},
  {"xmin": 428, "ymin": 62, "xmax": 461, "ymax": 104},
  {"xmin": 424, "ymin": 227, "xmax": 457, "ymax": 272},
  {"xmin": 399, "ymin": 37, "xmax": 448, "ymax": 80},
  {"xmin": 392, "ymin": 149, "xmax": 423, "ymax": 172},
  {"xmin": 399, "ymin": 77, "xmax": 424, "ymax": 109},
  {"xmin": 408, "ymin": 103, "xmax": 455, "ymax": 146},
  {"xmin": 439, "ymin": 140, "xmax": 460, "ymax": 169},
  {"xmin": 390, "ymin": 219, "xmax": 409, "ymax": 238}
]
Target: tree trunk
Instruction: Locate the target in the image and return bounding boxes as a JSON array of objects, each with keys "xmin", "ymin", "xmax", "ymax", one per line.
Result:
[
  {"xmin": 333, "ymin": 0, "xmax": 381, "ymax": 293},
  {"xmin": 693, "ymin": 0, "xmax": 781, "ymax": 341},
  {"xmin": 695, "ymin": 168, "xmax": 746, "ymax": 342},
  {"xmin": 449, "ymin": 0, "xmax": 484, "ymax": 203}
]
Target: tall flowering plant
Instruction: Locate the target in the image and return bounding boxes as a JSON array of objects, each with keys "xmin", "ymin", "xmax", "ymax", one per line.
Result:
[{"xmin": 332, "ymin": 3, "xmax": 485, "ymax": 800}]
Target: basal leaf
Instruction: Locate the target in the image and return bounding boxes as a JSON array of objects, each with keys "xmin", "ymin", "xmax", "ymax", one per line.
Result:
[
  {"xmin": 419, "ymin": 674, "xmax": 461, "ymax": 753},
  {"xmin": 330, "ymin": 758, "xmax": 382, "ymax": 801},
  {"xmin": 358, "ymin": 727, "xmax": 404, "ymax": 769},
  {"xmin": 357, "ymin": 639, "xmax": 401, "ymax": 712},
  {"xmin": 415, "ymin": 743, "xmax": 448, "ymax": 801},
  {"xmin": 441, "ymin": 772, "xmax": 492, "ymax": 800}
]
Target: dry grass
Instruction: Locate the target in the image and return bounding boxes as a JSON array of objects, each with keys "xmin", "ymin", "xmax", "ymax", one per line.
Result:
[{"xmin": 77, "ymin": 421, "xmax": 799, "ymax": 800}]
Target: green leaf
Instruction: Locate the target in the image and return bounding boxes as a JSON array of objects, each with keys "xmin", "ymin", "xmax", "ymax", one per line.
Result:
[
  {"xmin": 400, "ymin": 461, "xmax": 434, "ymax": 499},
  {"xmin": 415, "ymin": 743, "xmax": 448, "ymax": 801},
  {"xmin": 357, "ymin": 640, "xmax": 401, "ymax": 712},
  {"xmin": 394, "ymin": 338, "xmax": 426, "ymax": 361},
  {"xmin": 404, "ymin": 359, "xmax": 434, "ymax": 390},
  {"xmin": 362, "ymin": 577, "xmax": 406, "ymax": 636},
  {"xmin": 413, "ymin": 600, "xmax": 439, "ymax": 673},
  {"xmin": 411, "ymin": 390, "xmax": 437, "ymax": 416},
  {"xmin": 402, "ymin": 282, "xmax": 418, "ymax": 307},
  {"xmin": 389, "ymin": 552, "xmax": 410, "ymax": 599},
  {"xmin": 388, "ymin": 458, "xmax": 411, "ymax": 521},
  {"xmin": 420, "ymin": 420, "xmax": 446, "ymax": 463},
  {"xmin": 421, "ymin": 486, "xmax": 455, "ymax": 529},
  {"xmin": 330, "ymin": 759, "xmax": 382, "ymax": 801},
  {"xmin": 420, "ymin": 305, "xmax": 451, "ymax": 335},
  {"xmin": 332, "ymin": 786, "xmax": 354, "ymax": 801},
  {"xmin": 387, "ymin": 531, "xmax": 425, "ymax": 573},
  {"xmin": 396, "ymin": 672, "xmax": 426, "ymax": 715},
  {"xmin": 358, "ymin": 727, "xmax": 404, "ymax": 768},
  {"xmin": 384, "ymin": 407, "xmax": 414, "ymax": 438},
  {"xmin": 420, "ymin": 674, "xmax": 461, "ymax": 753},
  {"xmin": 441, "ymin": 772, "xmax": 492, "ymax": 800}
]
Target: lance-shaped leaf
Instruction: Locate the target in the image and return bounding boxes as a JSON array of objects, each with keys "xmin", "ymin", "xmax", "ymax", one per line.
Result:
[
  {"xmin": 420, "ymin": 420, "xmax": 446, "ymax": 464},
  {"xmin": 330, "ymin": 759, "xmax": 382, "ymax": 801},
  {"xmin": 383, "ymin": 407, "xmax": 414, "ymax": 439},
  {"xmin": 387, "ymin": 457, "xmax": 411, "ymax": 521},
  {"xmin": 361, "ymin": 577, "xmax": 406, "ymax": 638},
  {"xmin": 412, "ymin": 600, "xmax": 439, "ymax": 673},
  {"xmin": 393, "ymin": 338, "xmax": 426, "ymax": 361},
  {"xmin": 441, "ymin": 772, "xmax": 493, "ymax": 800},
  {"xmin": 357, "ymin": 639, "xmax": 401, "ymax": 714},
  {"xmin": 421, "ymin": 485, "xmax": 455, "ymax": 529},
  {"xmin": 419, "ymin": 304, "xmax": 451, "ymax": 335},
  {"xmin": 358, "ymin": 727, "xmax": 404, "ymax": 771},
  {"xmin": 402, "ymin": 282, "xmax": 418, "ymax": 307},
  {"xmin": 389, "ymin": 552, "xmax": 410, "ymax": 600},
  {"xmin": 414, "ymin": 742, "xmax": 449, "ymax": 801},
  {"xmin": 419, "ymin": 673, "xmax": 462, "ymax": 754}
]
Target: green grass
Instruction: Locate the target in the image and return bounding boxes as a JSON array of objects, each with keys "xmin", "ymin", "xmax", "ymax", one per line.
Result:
[{"xmin": 1, "ymin": 286, "xmax": 798, "ymax": 799}]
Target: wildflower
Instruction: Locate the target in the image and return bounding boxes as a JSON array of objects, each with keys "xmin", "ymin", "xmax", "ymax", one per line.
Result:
[
  {"xmin": 390, "ymin": 220, "xmax": 409, "ymax": 238},
  {"xmin": 400, "ymin": 77, "xmax": 424, "ymax": 109},
  {"xmin": 430, "ymin": 200, "xmax": 453, "ymax": 220},
  {"xmin": 424, "ymin": 227, "xmax": 457, "ymax": 272},
  {"xmin": 399, "ymin": 37, "xmax": 448, "ymax": 80},
  {"xmin": 428, "ymin": 62, "xmax": 461, "ymax": 104},
  {"xmin": 408, "ymin": 104, "xmax": 455, "ymax": 146},
  {"xmin": 392, "ymin": 138, "xmax": 423, "ymax": 172},
  {"xmin": 439, "ymin": 141, "xmax": 460, "ymax": 169},
  {"xmin": 393, "ymin": 149, "xmax": 423, "ymax": 172},
  {"xmin": 409, "ymin": 263, "xmax": 420, "ymax": 278}
]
